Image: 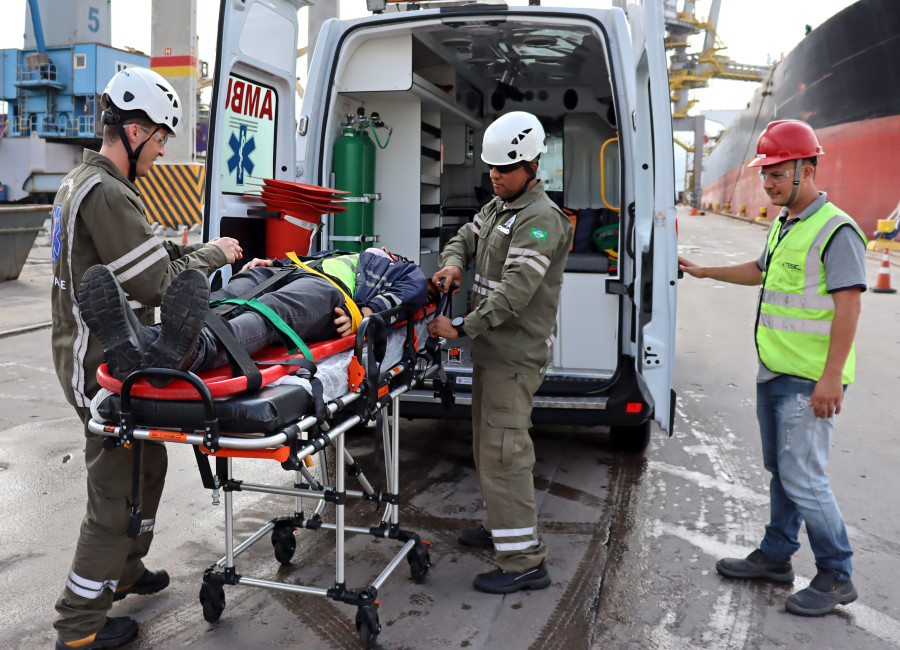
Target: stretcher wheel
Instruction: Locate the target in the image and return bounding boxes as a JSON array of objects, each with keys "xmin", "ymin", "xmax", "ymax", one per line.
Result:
[
  {"xmin": 199, "ymin": 582, "xmax": 226, "ymax": 623},
  {"xmin": 271, "ymin": 526, "xmax": 297, "ymax": 565},
  {"xmin": 407, "ymin": 541, "xmax": 432, "ymax": 582},
  {"xmin": 355, "ymin": 604, "xmax": 380, "ymax": 648}
]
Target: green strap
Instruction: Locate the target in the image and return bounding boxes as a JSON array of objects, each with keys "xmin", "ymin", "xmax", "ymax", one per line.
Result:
[{"xmin": 209, "ymin": 297, "xmax": 313, "ymax": 360}]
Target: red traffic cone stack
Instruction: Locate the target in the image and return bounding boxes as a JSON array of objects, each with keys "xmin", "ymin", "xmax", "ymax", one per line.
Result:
[{"xmin": 873, "ymin": 248, "xmax": 897, "ymax": 293}]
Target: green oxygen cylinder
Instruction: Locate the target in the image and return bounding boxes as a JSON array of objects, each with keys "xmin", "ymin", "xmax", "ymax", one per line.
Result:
[
  {"xmin": 358, "ymin": 125, "xmax": 376, "ymax": 247},
  {"xmin": 333, "ymin": 120, "xmax": 365, "ymax": 252}
]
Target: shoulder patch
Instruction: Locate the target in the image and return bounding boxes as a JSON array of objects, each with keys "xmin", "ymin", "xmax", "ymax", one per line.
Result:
[{"xmin": 530, "ymin": 228, "xmax": 547, "ymax": 241}]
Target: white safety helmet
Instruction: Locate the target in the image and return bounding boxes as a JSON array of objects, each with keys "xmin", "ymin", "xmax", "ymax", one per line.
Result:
[
  {"xmin": 101, "ymin": 67, "xmax": 182, "ymax": 137},
  {"xmin": 481, "ymin": 111, "xmax": 547, "ymax": 165}
]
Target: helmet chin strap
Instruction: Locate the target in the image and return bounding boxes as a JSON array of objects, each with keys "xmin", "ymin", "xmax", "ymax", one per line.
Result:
[
  {"xmin": 784, "ymin": 158, "xmax": 803, "ymax": 207},
  {"xmin": 116, "ymin": 123, "xmax": 157, "ymax": 182},
  {"xmin": 505, "ymin": 160, "xmax": 537, "ymax": 203}
]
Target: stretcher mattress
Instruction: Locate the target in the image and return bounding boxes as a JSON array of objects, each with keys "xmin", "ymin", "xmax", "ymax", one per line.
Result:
[{"xmin": 90, "ymin": 320, "xmax": 429, "ymax": 434}]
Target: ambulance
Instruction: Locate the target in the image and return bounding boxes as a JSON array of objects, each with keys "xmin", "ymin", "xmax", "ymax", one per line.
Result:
[{"xmin": 203, "ymin": 0, "xmax": 677, "ymax": 451}]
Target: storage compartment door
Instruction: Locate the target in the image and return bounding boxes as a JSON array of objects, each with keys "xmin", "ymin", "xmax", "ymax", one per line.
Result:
[{"xmin": 203, "ymin": 0, "xmax": 302, "ymax": 283}]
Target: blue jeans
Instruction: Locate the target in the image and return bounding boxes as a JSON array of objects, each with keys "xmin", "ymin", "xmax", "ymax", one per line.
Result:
[{"xmin": 757, "ymin": 375, "xmax": 853, "ymax": 581}]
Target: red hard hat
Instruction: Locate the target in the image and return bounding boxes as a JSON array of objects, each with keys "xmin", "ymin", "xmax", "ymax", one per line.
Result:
[{"xmin": 747, "ymin": 120, "xmax": 824, "ymax": 167}]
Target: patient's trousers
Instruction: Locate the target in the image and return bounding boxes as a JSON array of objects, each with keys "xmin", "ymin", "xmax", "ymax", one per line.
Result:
[{"xmin": 188, "ymin": 266, "xmax": 346, "ymax": 371}]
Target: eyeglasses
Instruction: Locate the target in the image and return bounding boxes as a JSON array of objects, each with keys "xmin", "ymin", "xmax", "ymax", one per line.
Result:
[
  {"xmin": 488, "ymin": 162, "xmax": 521, "ymax": 174},
  {"xmin": 135, "ymin": 124, "xmax": 169, "ymax": 147},
  {"xmin": 758, "ymin": 170, "xmax": 793, "ymax": 182}
]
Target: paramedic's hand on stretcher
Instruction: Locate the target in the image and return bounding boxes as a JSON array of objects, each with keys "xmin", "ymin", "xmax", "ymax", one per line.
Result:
[
  {"xmin": 427, "ymin": 315, "xmax": 459, "ymax": 339},
  {"xmin": 432, "ymin": 266, "xmax": 462, "ymax": 294},
  {"xmin": 209, "ymin": 237, "xmax": 243, "ymax": 264},
  {"xmin": 334, "ymin": 306, "xmax": 374, "ymax": 337},
  {"xmin": 240, "ymin": 257, "xmax": 274, "ymax": 272}
]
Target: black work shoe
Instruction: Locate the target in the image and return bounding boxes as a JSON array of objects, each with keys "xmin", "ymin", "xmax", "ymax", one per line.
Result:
[
  {"xmin": 140, "ymin": 269, "xmax": 209, "ymax": 387},
  {"xmin": 55, "ymin": 616, "xmax": 138, "ymax": 649},
  {"xmin": 473, "ymin": 560, "xmax": 551, "ymax": 594},
  {"xmin": 78, "ymin": 265, "xmax": 155, "ymax": 381},
  {"xmin": 113, "ymin": 568, "xmax": 170, "ymax": 602},
  {"xmin": 716, "ymin": 548, "xmax": 795, "ymax": 583},
  {"xmin": 459, "ymin": 525, "xmax": 493, "ymax": 549},
  {"xmin": 785, "ymin": 570, "xmax": 858, "ymax": 616}
]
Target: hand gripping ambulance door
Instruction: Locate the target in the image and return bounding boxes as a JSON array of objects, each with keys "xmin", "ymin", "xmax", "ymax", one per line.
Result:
[
  {"xmin": 622, "ymin": 1, "xmax": 678, "ymax": 437},
  {"xmin": 203, "ymin": 0, "xmax": 302, "ymax": 285}
]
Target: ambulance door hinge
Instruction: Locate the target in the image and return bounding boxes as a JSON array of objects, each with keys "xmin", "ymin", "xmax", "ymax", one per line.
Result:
[{"xmin": 606, "ymin": 279, "xmax": 633, "ymax": 298}]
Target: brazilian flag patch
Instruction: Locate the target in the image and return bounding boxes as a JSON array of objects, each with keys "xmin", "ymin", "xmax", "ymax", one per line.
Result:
[{"xmin": 530, "ymin": 228, "xmax": 547, "ymax": 241}]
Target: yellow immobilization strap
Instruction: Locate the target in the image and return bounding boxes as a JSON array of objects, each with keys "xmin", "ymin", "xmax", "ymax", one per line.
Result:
[{"xmin": 285, "ymin": 251, "xmax": 363, "ymax": 332}]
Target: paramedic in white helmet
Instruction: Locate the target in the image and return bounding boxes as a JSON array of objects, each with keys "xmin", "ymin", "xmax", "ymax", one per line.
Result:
[
  {"xmin": 50, "ymin": 67, "xmax": 241, "ymax": 649},
  {"xmin": 429, "ymin": 111, "xmax": 573, "ymax": 594}
]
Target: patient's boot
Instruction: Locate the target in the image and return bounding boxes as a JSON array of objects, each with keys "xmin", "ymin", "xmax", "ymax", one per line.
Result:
[
  {"xmin": 140, "ymin": 269, "xmax": 210, "ymax": 387},
  {"xmin": 78, "ymin": 265, "xmax": 155, "ymax": 381}
]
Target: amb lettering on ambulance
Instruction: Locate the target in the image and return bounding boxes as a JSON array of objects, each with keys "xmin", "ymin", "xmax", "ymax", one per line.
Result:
[
  {"xmin": 225, "ymin": 77, "xmax": 275, "ymax": 120},
  {"xmin": 221, "ymin": 74, "xmax": 278, "ymax": 194}
]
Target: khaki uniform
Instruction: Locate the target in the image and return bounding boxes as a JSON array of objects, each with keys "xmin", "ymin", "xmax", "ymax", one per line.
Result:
[
  {"xmin": 50, "ymin": 149, "xmax": 227, "ymax": 641},
  {"xmin": 440, "ymin": 181, "xmax": 571, "ymax": 571}
]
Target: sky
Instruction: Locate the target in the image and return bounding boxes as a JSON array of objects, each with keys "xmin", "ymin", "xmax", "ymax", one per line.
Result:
[{"xmin": 1, "ymin": 0, "xmax": 857, "ymax": 118}]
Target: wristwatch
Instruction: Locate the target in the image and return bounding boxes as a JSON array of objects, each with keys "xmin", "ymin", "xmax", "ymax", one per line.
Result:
[{"xmin": 451, "ymin": 315, "xmax": 467, "ymax": 337}]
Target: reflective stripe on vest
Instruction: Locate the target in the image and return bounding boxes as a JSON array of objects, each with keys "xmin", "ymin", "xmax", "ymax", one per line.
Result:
[
  {"xmin": 755, "ymin": 203, "xmax": 866, "ymax": 384},
  {"xmin": 285, "ymin": 251, "xmax": 363, "ymax": 332},
  {"xmin": 320, "ymin": 254, "xmax": 359, "ymax": 294}
]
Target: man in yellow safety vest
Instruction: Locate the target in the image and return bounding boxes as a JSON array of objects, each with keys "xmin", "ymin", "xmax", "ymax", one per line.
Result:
[{"xmin": 679, "ymin": 120, "xmax": 866, "ymax": 617}]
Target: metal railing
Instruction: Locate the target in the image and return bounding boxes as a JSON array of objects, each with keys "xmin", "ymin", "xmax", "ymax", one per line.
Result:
[{"xmin": 16, "ymin": 63, "xmax": 60, "ymax": 84}]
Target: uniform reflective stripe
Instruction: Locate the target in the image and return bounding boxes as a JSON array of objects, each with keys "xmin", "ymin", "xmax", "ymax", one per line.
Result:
[
  {"xmin": 127, "ymin": 300, "xmax": 147, "ymax": 310},
  {"xmin": 509, "ymin": 256, "xmax": 548, "ymax": 276},
  {"xmin": 506, "ymin": 247, "xmax": 551, "ymax": 269},
  {"xmin": 545, "ymin": 332, "xmax": 556, "ymax": 348},
  {"xmin": 115, "ymin": 247, "xmax": 169, "ymax": 284},
  {"xmin": 761, "ymin": 289, "xmax": 834, "ymax": 311},
  {"xmin": 492, "ymin": 526, "xmax": 536, "ymax": 538},
  {"xmin": 505, "ymin": 247, "xmax": 550, "ymax": 276},
  {"xmin": 473, "ymin": 273, "xmax": 497, "ymax": 298},
  {"xmin": 494, "ymin": 539, "xmax": 540, "ymax": 552},
  {"xmin": 66, "ymin": 176, "xmax": 102, "ymax": 408},
  {"xmin": 140, "ymin": 518, "xmax": 155, "ymax": 534},
  {"xmin": 758, "ymin": 312, "xmax": 833, "ymax": 335},
  {"xmin": 465, "ymin": 221, "xmax": 481, "ymax": 236},
  {"xmin": 107, "ymin": 237, "xmax": 166, "ymax": 275},
  {"xmin": 66, "ymin": 569, "xmax": 117, "ymax": 599},
  {"xmin": 474, "ymin": 274, "xmax": 499, "ymax": 289},
  {"xmin": 797, "ymin": 215, "xmax": 852, "ymax": 293}
]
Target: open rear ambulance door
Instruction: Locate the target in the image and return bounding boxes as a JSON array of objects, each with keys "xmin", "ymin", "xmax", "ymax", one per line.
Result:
[
  {"xmin": 627, "ymin": 0, "xmax": 678, "ymax": 435},
  {"xmin": 203, "ymin": 0, "xmax": 304, "ymax": 285}
]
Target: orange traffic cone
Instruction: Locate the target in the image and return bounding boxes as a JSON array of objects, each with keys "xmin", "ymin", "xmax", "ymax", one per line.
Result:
[
  {"xmin": 873, "ymin": 248, "xmax": 897, "ymax": 293},
  {"xmin": 689, "ymin": 207, "xmax": 699, "ymax": 216},
  {"xmin": 181, "ymin": 225, "xmax": 188, "ymax": 245}
]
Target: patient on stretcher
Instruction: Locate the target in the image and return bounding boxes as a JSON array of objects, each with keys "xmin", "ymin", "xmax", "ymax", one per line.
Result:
[{"xmin": 78, "ymin": 248, "xmax": 428, "ymax": 387}]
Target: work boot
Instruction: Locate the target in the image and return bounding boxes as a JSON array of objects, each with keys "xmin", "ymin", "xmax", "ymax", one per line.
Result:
[
  {"xmin": 55, "ymin": 616, "xmax": 138, "ymax": 649},
  {"xmin": 113, "ymin": 568, "xmax": 170, "ymax": 602},
  {"xmin": 716, "ymin": 548, "xmax": 794, "ymax": 583},
  {"xmin": 78, "ymin": 265, "xmax": 155, "ymax": 381},
  {"xmin": 473, "ymin": 560, "xmax": 551, "ymax": 594},
  {"xmin": 785, "ymin": 570, "xmax": 858, "ymax": 616},
  {"xmin": 458, "ymin": 525, "xmax": 493, "ymax": 549},
  {"xmin": 140, "ymin": 269, "xmax": 210, "ymax": 387}
]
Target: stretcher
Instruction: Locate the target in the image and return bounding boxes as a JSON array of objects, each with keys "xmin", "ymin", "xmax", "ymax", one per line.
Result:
[{"xmin": 87, "ymin": 300, "xmax": 454, "ymax": 648}]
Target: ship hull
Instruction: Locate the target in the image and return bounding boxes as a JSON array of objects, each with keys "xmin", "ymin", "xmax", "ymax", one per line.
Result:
[{"xmin": 701, "ymin": 0, "xmax": 900, "ymax": 236}]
